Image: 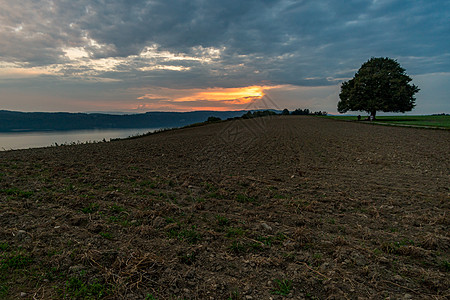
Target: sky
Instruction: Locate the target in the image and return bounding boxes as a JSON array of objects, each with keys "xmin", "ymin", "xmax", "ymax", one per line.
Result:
[{"xmin": 0, "ymin": 0, "xmax": 449, "ymax": 114}]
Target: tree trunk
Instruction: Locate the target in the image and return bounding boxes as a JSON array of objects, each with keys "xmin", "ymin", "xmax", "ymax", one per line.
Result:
[{"xmin": 371, "ymin": 111, "xmax": 376, "ymax": 120}]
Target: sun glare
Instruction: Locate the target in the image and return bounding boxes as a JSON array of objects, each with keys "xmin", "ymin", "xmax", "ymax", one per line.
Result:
[
  {"xmin": 135, "ymin": 85, "xmax": 281, "ymax": 110},
  {"xmin": 172, "ymin": 86, "xmax": 267, "ymax": 104}
]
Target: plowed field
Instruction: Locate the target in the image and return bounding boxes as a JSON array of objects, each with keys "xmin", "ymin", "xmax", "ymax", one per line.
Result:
[{"xmin": 1, "ymin": 116, "xmax": 449, "ymax": 299}]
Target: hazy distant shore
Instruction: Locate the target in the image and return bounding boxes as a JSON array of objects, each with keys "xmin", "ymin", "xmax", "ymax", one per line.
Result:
[{"xmin": 0, "ymin": 110, "xmax": 248, "ymax": 132}]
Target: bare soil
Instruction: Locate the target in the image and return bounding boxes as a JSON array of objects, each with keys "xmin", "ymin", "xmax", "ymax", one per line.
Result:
[{"xmin": 0, "ymin": 116, "xmax": 449, "ymax": 299}]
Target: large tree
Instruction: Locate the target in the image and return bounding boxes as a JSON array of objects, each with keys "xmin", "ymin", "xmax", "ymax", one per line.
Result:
[{"xmin": 338, "ymin": 57, "xmax": 419, "ymax": 119}]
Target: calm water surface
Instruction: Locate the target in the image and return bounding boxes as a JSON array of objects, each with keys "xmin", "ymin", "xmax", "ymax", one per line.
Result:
[{"xmin": 0, "ymin": 128, "xmax": 160, "ymax": 151}]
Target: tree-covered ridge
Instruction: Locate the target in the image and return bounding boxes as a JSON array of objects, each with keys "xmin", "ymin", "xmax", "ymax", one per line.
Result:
[{"xmin": 0, "ymin": 110, "xmax": 247, "ymax": 132}]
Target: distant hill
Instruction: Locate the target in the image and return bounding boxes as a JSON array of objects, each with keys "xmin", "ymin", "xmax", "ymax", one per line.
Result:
[{"xmin": 0, "ymin": 110, "xmax": 250, "ymax": 132}]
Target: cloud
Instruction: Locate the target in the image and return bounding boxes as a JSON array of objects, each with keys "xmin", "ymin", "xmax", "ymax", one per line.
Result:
[
  {"xmin": 2, "ymin": 1, "xmax": 448, "ymax": 75},
  {"xmin": 135, "ymin": 85, "xmax": 282, "ymax": 111},
  {"xmin": 0, "ymin": 0, "xmax": 448, "ymax": 112}
]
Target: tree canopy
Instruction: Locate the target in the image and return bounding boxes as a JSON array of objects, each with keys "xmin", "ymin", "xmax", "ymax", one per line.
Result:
[
  {"xmin": 281, "ymin": 108, "xmax": 290, "ymax": 115},
  {"xmin": 337, "ymin": 57, "xmax": 419, "ymax": 118}
]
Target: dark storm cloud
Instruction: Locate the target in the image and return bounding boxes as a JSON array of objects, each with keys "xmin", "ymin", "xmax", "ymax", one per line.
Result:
[{"xmin": 1, "ymin": 0, "xmax": 449, "ymax": 88}]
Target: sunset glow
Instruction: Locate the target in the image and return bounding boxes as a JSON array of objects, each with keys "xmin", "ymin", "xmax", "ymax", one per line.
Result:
[
  {"xmin": 173, "ymin": 86, "xmax": 267, "ymax": 104},
  {"xmin": 0, "ymin": 64, "xmax": 58, "ymax": 78},
  {"xmin": 135, "ymin": 85, "xmax": 281, "ymax": 111},
  {"xmin": 0, "ymin": 1, "xmax": 447, "ymax": 114}
]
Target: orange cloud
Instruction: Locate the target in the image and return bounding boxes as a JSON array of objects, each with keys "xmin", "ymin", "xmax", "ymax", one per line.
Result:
[
  {"xmin": 0, "ymin": 66, "xmax": 57, "ymax": 78},
  {"xmin": 173, "ymin": 86, "xmax": 265, "ymax": 104},
  {"xmin": 137, "ymin": 85, "xmax": 281, "ymax": 108}
]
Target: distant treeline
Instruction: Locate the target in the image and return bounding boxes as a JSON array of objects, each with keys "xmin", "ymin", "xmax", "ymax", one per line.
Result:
[
  {"xmin": 226, "ymin": 108, "xmax": 326, "ymax": 120},
  {"xmin": 181, "ymin": 110, "xmax": 279, "ymax": 128},
  {"xmin": 242, "ymin": 110, "xmax": 278, "ymax": 118},
  {"xmin": 283, "ymin": 108, "xmax": 327, "ymax": 116},
  {"xmin": 203, "ymin": 109, "xmax": 325, "ymax": 124},
  {"xmin": 0, "ymin": 110, "xmax": 248, "ymax": 132}
]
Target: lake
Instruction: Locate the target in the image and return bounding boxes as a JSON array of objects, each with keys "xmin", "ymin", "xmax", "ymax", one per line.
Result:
[{"xmin": 0, "ymin": 128, "xmax": 161, "ymax": 151}]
